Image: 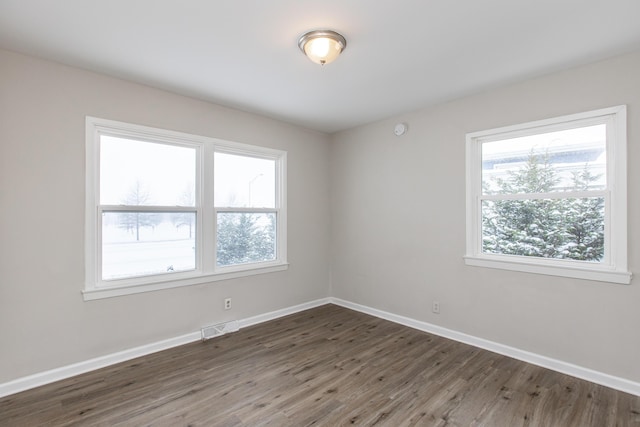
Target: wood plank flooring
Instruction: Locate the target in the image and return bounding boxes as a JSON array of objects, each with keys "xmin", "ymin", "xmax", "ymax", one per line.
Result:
[{"xmin": 2, "ymin": 304, "xmax": 639, "ymax": 426}]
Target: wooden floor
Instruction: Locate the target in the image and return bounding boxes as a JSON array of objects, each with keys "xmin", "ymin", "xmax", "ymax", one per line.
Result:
[{"xmin": 2, "ymin": 305, "xmax": 640, "ymax": 426}]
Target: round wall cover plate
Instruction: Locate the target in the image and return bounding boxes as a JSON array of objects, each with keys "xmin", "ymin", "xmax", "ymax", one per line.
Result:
[{"xmin": 394, "ymin": 123, "xmax": 407, "ymax": 136}]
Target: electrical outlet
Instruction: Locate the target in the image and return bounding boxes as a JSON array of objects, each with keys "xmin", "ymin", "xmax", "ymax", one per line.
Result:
[
  {"xmin": 224, "ymin": 298, "xmax": 232, "ymax": 310},
  {"xmin": 432, "ymin": 301, "xmax": 440, "ymax": 314}
]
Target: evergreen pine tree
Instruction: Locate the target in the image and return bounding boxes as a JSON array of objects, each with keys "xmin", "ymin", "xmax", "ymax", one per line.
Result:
[
  {"xmin": 482, "ymin": 151, "xmax": 604, "ymax": 262},
  {"xmin": 216, "ymin": 213, "xmax": 276, "ymax": 266},
  {"xmin": 118, "ymin": 180, "xmax": 160, "ymax": 241}
]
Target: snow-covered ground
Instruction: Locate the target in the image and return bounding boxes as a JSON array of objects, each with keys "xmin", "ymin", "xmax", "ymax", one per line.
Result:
[{"xmin": 102, "ymin": 221, "xmax": 195, "ymax": 280}]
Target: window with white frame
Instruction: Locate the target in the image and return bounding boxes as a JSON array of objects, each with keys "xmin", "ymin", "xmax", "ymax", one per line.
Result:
[
  {"xmin": 465, "ymin": 106, "xmax": 630, "ymax": 284},
  {"xmin": 85, "ymin": 117, "xmax": 287, "ymax": 300}
]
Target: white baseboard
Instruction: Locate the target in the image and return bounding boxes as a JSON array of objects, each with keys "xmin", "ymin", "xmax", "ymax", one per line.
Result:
[
  {"xmin": 0, "ymin": 331, "xmax": 201, "ymax": 399},
  {"xmin": 329, "ymin": 297, "xmax": 640, "ymax": 397},
  {"xmin": 2, "ymin": 296, "xmax": 638, "ymax": 399},
  {"xmin": 0, "ymin": 298, "xmax": 331, "ymax": 399}
]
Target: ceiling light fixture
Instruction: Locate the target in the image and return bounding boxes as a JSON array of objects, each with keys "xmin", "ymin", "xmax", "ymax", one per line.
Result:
[{"xmin": 298, "ymin": 30, "xmax": 347, "ymax": 65}]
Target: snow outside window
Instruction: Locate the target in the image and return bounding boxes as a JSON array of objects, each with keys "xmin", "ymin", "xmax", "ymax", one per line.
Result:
[
  {"xmin": 465, "ymin": 106, "xmax": 630, "ymax": 284},
  {"xmin": 85, "ymin": 117, "xmax": 287, "ymax": 300}
]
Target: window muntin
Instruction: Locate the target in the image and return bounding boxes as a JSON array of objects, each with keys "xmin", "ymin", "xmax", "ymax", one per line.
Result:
[
  {"xmin": 86, "ymin": 117, "xmax": 287, "ymax": 299},
  {"xmin": 465, "ymin": 106, "xmax": 629, "ymax": 284}
]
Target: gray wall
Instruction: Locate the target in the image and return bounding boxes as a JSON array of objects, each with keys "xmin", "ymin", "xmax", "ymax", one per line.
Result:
[
  {"xmin": 0, "ymin": 49, "xmax": 331, "ymax": 383},
  {"xmin": 330, "ymin": 51, "xmax": 640, "ymax": 383},
  {"xmin": 2, "ymin": 46, "xmax": 640, "ymax": 387}
]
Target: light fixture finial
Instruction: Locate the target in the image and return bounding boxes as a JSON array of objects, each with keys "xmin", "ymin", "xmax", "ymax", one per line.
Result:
[{"xmin": 298, "ymin": 30, "xmax": 347, "ymax": 65}]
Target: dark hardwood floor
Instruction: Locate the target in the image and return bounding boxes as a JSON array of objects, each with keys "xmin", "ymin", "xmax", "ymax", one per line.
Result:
[{"xmin": 2, "ymin": 304, "xmax": 639, "ymax": 426}]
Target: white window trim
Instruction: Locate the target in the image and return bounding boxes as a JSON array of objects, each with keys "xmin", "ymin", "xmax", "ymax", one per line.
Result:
[
  {"xmin": 84, "ymin": 117, "xmax": 288, "ymax": 300},
  {"xmin": 464, "ymin": 106, "xmax": 631, "ymax": 284}
]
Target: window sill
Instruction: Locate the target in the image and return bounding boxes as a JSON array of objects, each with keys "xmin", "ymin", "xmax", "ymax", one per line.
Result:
[
  {"xmin": 83, "ymin": 263, "xmax": 289, "ymax": 301},
  {"xmin": 464, "ymin": 255, "xmax": 631, "ymax": 285}
]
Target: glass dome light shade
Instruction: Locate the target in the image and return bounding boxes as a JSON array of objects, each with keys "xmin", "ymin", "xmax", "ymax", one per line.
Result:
[{"xmin": 298, "ymin": 30, "xmax": 346, "ymax": 65}]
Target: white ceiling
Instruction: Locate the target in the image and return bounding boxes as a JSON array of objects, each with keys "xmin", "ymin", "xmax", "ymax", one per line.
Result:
[{"xmin": 1, "ymin": 1, "xmax": 640, "ymax": 134}]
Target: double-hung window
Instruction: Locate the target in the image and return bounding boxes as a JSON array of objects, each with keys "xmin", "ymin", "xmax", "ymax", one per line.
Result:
[
  {"xmin": 85, "ymin": 117, "xmax": 287, "ymax": 300},
  {"xmin": 465, "ymin": 106, "xmax": 630, "ymax": 284}
]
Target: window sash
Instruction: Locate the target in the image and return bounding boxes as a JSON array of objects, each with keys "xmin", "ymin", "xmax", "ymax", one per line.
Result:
[
  {"xmin": 479, "ymin": 195, "xmax": 609, "ymax": 264},
  {"xmin": 98, "ymin": 206, "xmax": 201, "ymax": 281},
  {"xmin": 214, "ymin": 209, "xmax": 279, "ymax": 269}
]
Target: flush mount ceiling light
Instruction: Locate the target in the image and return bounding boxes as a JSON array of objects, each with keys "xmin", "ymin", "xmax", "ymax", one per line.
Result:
[{"xmin": 298, "ymin": 30, "xmax": 347, "ymax": 65}]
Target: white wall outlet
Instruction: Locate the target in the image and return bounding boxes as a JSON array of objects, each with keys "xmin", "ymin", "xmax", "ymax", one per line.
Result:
[
  {"xmin": 224, "ymin": 298, "xmax": 232, "ymax": 310},
  {"xmin": 432, "ymin": 301, "xmax": 440, "ymax": 314}
]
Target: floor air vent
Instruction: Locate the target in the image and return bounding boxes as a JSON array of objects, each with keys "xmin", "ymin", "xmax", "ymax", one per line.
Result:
[{"xmin": 201, "ymin": 320, "xmax": 239, "ymax": 341}]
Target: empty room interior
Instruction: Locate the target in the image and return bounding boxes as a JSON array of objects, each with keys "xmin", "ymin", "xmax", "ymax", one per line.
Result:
[{"xmin": 2, "ymin": 1, "xmax": 640, "ymax": 425}]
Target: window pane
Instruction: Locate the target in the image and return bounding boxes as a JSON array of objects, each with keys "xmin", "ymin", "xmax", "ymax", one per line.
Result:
[
  {"xmin": 482, "ymin": 125, "xmax": 606, "ymax": 195},
  {"xmin": 481, "ymin": 198, "xmax": 604, "ymax": 262},
  {"xmin": 216, "ymin": 212, "xmax": 276, "ymax": 267},
  {"xmin": 214, "ymin": 152, "xmax": 275, "ymax": 208},
  {"xmin": 100, "ymin": 136, "xmax": 196, "ymax": 206},
  {"xmin": 102, "ymin": 212, "xmax": 196, "ymax": 280}
]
